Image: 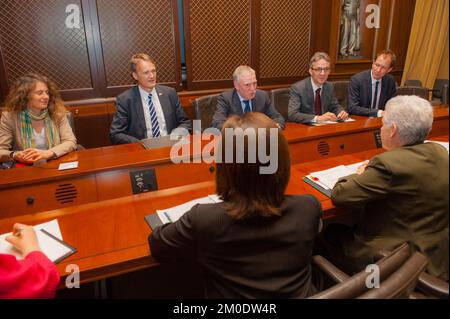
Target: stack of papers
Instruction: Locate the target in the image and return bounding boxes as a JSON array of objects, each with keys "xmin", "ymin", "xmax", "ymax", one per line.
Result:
[
  {"xmin": 157, "ymin": 194, "xmax": 222, "ymax": 223},
  {"xmin": 310, "ymin": 118, "xmax": 356, "ymax": 126},
  {"xmin": 0, "ymin": 219, "xmax": 76, "ymax": 263},
  {"xmin": 145, "ymin": 195, "xmax": 223, "ymax": 229},
  {"xmin": 303, "ymin": 161, "xmax": 365, "ymax": 197}
]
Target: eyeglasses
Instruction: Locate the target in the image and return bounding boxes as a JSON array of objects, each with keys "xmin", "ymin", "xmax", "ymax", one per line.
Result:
[
  {"xmin": 373, "ymin": 62, "xmax": 390, "ymax": 71},
  {"xmin": 311, "ymin": 67, "xmax": 331, "ymax": 73}
]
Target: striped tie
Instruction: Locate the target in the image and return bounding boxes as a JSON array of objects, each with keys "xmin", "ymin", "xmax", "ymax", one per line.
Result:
[{"xmin": 148, "ymin": 93, "xmax": 160, "ymax": 138}]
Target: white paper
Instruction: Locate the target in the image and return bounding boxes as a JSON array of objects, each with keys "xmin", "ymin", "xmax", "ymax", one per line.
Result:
[
  {"xmin": 58, "ymin": 161, "xmax": 79, "ymax": 170},
  {"xmin": 157, "ymin": 195, "xmax": 223, "ymax": 223},
  {"xmin": 0, "ymin": 219, "xmax": 73, "ymax": 262},
  {"xmin": 310, "ymin": 118, "xmax": 356, "ymax": 126},
  {"xmin": 309, "ymin": 161, "xmax": 365, "ymax": 189}
]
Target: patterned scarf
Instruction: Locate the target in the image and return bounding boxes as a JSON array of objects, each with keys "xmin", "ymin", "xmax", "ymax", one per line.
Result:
[{"xmin": 19, "ymin": 109, "xmax": 60, "ymax": 149}]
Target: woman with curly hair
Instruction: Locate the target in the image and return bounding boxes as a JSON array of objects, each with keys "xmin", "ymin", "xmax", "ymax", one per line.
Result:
[{"xmin": 0, "ymin": 73, "xmax": 76, "ymax": 163}]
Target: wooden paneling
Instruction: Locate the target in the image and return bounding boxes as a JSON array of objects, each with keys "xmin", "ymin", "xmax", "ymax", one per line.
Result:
[
  {"xmin": 95, "ymin": 0, "xmax": 182, "ymax": 96},
  {"xmin": 0, "ymin": 0, "xmax": 416, "ymax": 101},
  {"xmin": 0, "ymin": 176, "xmax": 98, "ymax": 219},
  {"xmin": 184, "ymin": 0, "xmax": 252, "ymax": 90},
  {"xmin": 0, "ymin": 0, "xmax": 97, "ymax": 100}
]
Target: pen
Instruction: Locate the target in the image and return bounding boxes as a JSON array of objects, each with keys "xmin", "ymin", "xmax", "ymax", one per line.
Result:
[{"xmin": 163, "ymin": 212, "xmax": 173, "ymax": 223}]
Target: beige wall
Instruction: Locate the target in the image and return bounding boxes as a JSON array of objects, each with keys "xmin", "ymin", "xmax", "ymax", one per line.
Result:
[{"xmin": 437, "ymin": 35, "xmax": 449, "ymax": 79}]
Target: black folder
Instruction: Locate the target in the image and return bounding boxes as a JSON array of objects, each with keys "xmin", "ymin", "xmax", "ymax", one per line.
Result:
[
  {"xmin": 144, "ymin": 213, "xmax": 165, "ymax": 230},
  {"xmin": 302, "ymin": 176, "xmax": 332, "ymax": 198}
]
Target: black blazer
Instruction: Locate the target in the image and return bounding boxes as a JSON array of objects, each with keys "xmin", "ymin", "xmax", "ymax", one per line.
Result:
[
  {"xmin": 211, "ymin": 89, "xmax": 285, "ymax": 130},
  {"xmin": 149, "ymin": 195, "xmax": 322, "ymax": 298},
  {"xmin": 109, "ymin": 85, "xmax": 192, "ymax": 145},
  {"xmin": 288, "ymin": 77, "xmax": 343, "ymax": 123},
  {"xmin": 348, "ymin": 70, "xmax": 397, "ymax": 117}
]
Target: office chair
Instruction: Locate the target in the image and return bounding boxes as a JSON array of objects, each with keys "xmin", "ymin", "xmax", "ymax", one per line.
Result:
[
  {"xmin": 331, "ymin": 80, "xmax": 350, "ymax": 110},
  {"xmin": 309, "ymin": 242, "xmax": 428, "ymax": 299},
  {"xmin": 397, "ymin": 86, "xmax": 429, "ymax": 101},
  {"xmin": 375, "ymin": 249, "xmax": 449, "ymax": 299},
  {"xmin": 270, "ymin": 87, "xmax": 290, "ymax": 121},
  {"xmin": 66, "ymin": 111, "xmax": 85, "ymax": 150},
  {"xmin": 404, "ymin": 79, "xmax": 423, "ymax": 87},
  {"xmin": 193, "ymin": 93, "xmax": 220, "ymax": 132},
  {"xmin": 432, "ymin": 79, "xmax": 449, "ymax": 102}
]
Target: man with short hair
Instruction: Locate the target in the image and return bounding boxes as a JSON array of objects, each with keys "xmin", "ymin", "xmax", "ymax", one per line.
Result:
[
  {"xmin": 288, "ymin": 52, "xmax": 348, "ymax": 124},
  {"xmin": 211, "ymin": 66, "xmax": 285, "ymax": 130},
  {"xmin": 347, "ymin": 49, "xmax": 397, "ymax": 117},
  {"xmin": 110, "ymin": 53, "xmax": 191, "ymax": 145},
  {"xmin": 330, "ymin": 95, "xmax": 449, "ymax": 280}
]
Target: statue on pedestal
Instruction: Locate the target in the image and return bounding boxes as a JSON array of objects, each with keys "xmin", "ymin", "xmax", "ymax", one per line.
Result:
[{"xmin": 339, "ymin": 0, "xmax": 361, "ymax": 57}]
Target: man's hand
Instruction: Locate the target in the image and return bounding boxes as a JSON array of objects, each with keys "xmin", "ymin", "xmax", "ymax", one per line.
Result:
[
  {"xmin": 356, "ymin": 160, "xmax": 369, "ymax": 175},
  {"xmin": 337, "ymin": 110, "xmax": 349, "ymax": 120},
  {"xmin": 317, "ymin": 112, "xmax": 337, "ymax": 123}
]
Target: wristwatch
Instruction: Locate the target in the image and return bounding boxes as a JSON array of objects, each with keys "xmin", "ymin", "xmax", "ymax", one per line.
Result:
[{"xmin": 9, "ymin": 151, "xmax": 16, "ymax": 161}]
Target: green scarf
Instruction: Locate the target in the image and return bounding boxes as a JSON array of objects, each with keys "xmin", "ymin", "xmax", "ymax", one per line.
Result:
[{"xmin": 19, "ymin": 109, "xmax": 60, "ymax": 149}]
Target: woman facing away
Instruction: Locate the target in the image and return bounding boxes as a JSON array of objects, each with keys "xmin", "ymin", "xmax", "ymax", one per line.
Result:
[
  {"xmin": 0, "ymin": 73, "xmax": 76, "ymax": 163},
  {"xmin": 149, "ymin": 112, "xmax": 323, "ymax": 298}
]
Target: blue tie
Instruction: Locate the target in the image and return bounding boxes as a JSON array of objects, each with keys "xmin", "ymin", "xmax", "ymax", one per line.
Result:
[
  {"xmin": 148, "ymin": 93, "xmax": 160, "ymax": 138},
  {"xmin": 243, "ymin": 100, "xmax": 251, "ymax": 113}
]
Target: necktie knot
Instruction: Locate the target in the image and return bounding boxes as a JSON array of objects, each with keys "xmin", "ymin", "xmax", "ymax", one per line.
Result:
[{"xmin": 316, "ymin": 88, "xmax": 321, "ymax": 95}]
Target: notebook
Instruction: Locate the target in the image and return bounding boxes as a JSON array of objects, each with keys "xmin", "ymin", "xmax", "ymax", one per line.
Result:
[{"xmin": 0, "ymin": 219, "xmax": 76, "ymax": 264}]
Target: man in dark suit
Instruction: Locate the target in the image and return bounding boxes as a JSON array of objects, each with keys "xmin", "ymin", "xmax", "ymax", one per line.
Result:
[
  {"xmin": 109, "ymin": 53, "xmax": 191, "ymax": 145},
  {"xmin": 330, "ymin": 95, "xmax": 449, "ymax": 280},
  {"xmin": 288, "ymin": 52, "xmax": 348, "ymax": 124},
  {"xmin": 211, "ymin": 66, "xmax": 285, "ymax": 130},
  {"xmin": 347, "ymin": 49, "xmax": 397, "ymax": 117}
]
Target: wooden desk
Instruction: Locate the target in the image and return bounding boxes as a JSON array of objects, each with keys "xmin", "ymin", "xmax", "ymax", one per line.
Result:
[
  {"xmin": 0, "ymin": 167, "xmax": 317, "ymax": 286},
  {"xmin": 0, "ymin": 136, "xmax": 447, "ymax": 286},
  {"xmin": 285, "ymin": 106, "xmax": 448, "ymax": 163},
  {"xmin": 0, "ymin": 107, "xmax": 448, "ymax": 217}
]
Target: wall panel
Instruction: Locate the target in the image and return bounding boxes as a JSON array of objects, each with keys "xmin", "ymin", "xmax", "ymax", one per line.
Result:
[{"xmin": 0, "ymin": 0, "xmax": 95, "ymax": 100}]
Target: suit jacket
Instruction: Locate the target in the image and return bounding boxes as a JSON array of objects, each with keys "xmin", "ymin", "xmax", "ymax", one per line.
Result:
[
  {"xmin": 288, "ymin": 77, "xmax": 344, "ymax": 123},
  {"xmin": 211, "ymin": 89, "xmax": 285, "ymax": 130},
  {"xmin": 109, "ymin": 85, "xmax": 192, "ymax": 145},
  {"xmin": 149, "ymin": 195, "xmax": 322, "ymax": 298},
  {"xmin": 331, "ymin": 142, "xmax": 449, "ymax": 280},
  {"xmin": 0, "ymin": 111, "xmax": 77, "ymax": 162},
  {"xmin": 348, "ymin": 70, "xmax": 397, "ymax": 116}
]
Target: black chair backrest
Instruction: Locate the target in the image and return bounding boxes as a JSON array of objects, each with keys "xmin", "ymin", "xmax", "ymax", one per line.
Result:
[
  {"xmin": 270, "ymin": 87, "xmax": 290, "ymax": 121},
  {"xmin": 433, "ymin": 79, "xmax": 449, "ymax": 99},
  {"xmin": 405, "ymin": 79, "xmax": 423, "ymax": 87},
  {"xmin": 193, "ymin": 93, "xmax": 220, "ymax": 132},
  {"xmin": 397, "ymin": 86, "xmax": 429, "ymax": 101},
  {"xmin": 331, "ymin": 80, "xmax": 350, "ymax": 110}
]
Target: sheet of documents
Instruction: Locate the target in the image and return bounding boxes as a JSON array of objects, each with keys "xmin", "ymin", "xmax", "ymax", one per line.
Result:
[
  {"xmin": 310, "ymin": 118, "xmax": 356, "ymax": 126},
  {"xmin": 0, "ymin": 219, "xmax": 74, "ymax": 262},
  {"xmin": 309, "ymin": 161, "xmax": 366, "ymax": 189},
  {"xmin": 157, "ymin": 194, "xmax": 223, "ymax": 224}
]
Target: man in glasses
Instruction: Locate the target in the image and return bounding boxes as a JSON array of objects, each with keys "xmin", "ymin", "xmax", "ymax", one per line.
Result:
[
  {"xmin": 348, "ymin": 49, "xmax": 397, "ymax": 117},
  {"xmin": 288, "ymin": 52, "xmax": 348, "ymax": 124}
]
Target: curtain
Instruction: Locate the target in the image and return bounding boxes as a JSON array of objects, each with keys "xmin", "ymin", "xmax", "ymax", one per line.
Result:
[{"xmin": 401, "ymin": 0, "xmax": 449, "ymax": 88}]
